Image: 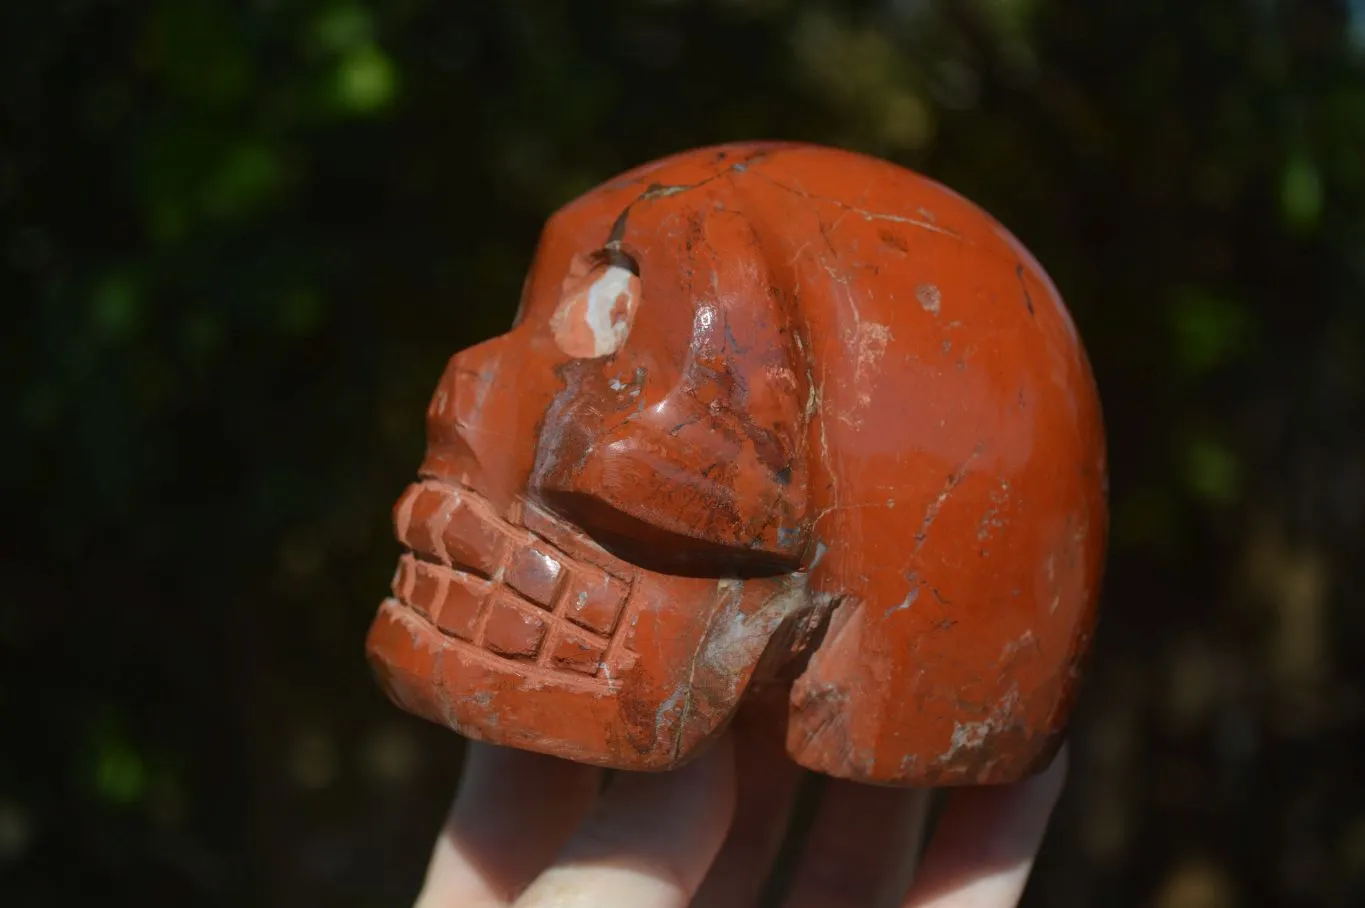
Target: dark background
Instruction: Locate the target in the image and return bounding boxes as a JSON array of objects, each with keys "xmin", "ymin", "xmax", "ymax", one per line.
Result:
[{"xmin": 4, "ymin": 1, "xmax": 1365, "ymax": 905}]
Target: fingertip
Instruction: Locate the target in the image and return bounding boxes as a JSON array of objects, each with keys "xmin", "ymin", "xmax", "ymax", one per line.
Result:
[
  {"xmin": 417, "ymin": 743, "xmax": 603, "ymax": 907},
  {"xmin": 693, "ymin": 725, "xmax": 807, "ymax": 908},
  {"xmin": 901, "ymin": 743, "xmax": 1070, "ymax": 908},
  {"xmin": 565, "ymin": 734, "xmax": 737, "ymax": 889},
  {"xmin": 515, "ymin": 734, "xmax": 738, "ymax": 908}
]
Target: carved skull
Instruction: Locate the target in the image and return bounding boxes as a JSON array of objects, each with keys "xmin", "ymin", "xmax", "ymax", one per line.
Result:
[{"xmin": 366, "ymin": 142, "xmax": 1107, "ymax": 785}]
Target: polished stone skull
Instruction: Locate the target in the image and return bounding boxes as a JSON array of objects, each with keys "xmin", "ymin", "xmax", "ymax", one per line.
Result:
[{"xmin": 366, "ymin": 142, "xmax": 1107, "ymax": 785}]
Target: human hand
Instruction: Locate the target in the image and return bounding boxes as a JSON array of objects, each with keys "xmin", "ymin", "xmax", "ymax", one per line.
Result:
[{"xmin": 413, "ymin": 727, "xmax": 1068, "ymax": 908}]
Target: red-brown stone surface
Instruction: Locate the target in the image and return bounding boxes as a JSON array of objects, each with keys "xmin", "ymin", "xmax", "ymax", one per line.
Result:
[{"xmin": 365, "ymin": 142, "xmax": 1108, "ymax": 785}]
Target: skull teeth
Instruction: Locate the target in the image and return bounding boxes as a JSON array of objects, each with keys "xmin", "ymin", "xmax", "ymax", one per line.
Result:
[{"xmin": 391, "ymin": 479, "xmax": 637, "ymax": 679}]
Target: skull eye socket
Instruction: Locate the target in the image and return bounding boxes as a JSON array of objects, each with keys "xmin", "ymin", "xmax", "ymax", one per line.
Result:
[{"xmin": 549, "ymin": 247, "xmax": 641, "ymax": 359}]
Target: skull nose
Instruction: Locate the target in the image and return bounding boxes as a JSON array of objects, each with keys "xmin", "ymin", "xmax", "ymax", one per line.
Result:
[
  {"xmin": 424, "ymin": 361, "xmax": 484, "ymax": 469},
  {"xmin": 421, "ymin": 337, "xmax": 518, "ymax": 487}
]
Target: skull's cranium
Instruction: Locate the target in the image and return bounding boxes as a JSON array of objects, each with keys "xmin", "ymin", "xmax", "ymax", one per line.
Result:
[{"xmin": 366, "ymin": 142, "xmax": 1106, "ymax": 785}]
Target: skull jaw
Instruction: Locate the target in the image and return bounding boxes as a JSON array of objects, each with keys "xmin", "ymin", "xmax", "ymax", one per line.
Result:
[
  {"xmin": 365, "ymin": 567, "xmax": 814, "ymax": 770},
  {"xmin": 367, "ymin": 600, "xmax": 687, "ymax": 769},
  {"xmin": 369, "ymin": 473, "xmax": 817, "ymax": 770}
]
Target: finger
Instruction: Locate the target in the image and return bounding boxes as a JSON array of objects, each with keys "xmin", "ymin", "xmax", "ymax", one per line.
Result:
[
  {"xmin": 691, "ymin": 721, "xmax": 807, "ymax": 907},
  {"xmin": 901, "ymin": 744, "xmax": 1069, "ymax": 908},
  {"xmin": 782, "ymin": 779, "xmax": 934, "ymax": 908},
  {"xmin": 514, "ymin": 734, "xmax": 737, "ymax": 908},
  {"xmin": 416, "ymin": 742, "xmax": 604, "ymax": 908}
]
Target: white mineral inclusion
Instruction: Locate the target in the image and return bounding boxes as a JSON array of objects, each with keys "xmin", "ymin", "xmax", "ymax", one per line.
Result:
[
  {"xmin": 551, "ymin": 262, "xmax": 639, "ymax": 358},
  {"xmin": 585, "ymin": 264, "xmax": 637, "ymax": 355}
]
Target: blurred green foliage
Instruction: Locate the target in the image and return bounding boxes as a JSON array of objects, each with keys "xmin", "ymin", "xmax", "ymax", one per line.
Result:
[{"xmin": 3, "ymin": 0, "xmax": 1364, "ymax": 905}]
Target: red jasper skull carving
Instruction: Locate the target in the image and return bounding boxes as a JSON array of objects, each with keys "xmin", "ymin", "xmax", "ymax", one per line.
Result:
[{"xmin": 366, "ymin": 142, "xmax": 1107, "ymax": 785}]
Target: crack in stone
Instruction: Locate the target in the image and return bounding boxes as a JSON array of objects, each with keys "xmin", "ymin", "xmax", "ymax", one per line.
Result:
[
  {"xmin": 603, "ymin": 148, "xmax": 777, "ymax": 249},
  {"xmin": 914, "ymin": 443, "xmax": 985, "ymax": 554},
  {"xmin": 748, "ymin": 170, "xmax": 965, "ymax": 241}
]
